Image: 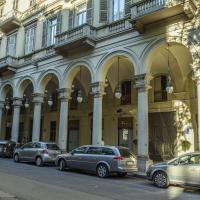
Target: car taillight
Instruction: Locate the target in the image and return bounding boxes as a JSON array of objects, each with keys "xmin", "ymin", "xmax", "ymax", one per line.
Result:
[
  {"xmin": 113, "ymin": 156, "xmax": 124, "ymax": 161},
  {"xmin": 42, "ymin": 149, "xmax": 48, "ymax": 154}
]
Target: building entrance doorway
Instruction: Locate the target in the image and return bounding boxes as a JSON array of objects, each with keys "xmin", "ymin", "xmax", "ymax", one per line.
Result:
[
  {"xmin": 118, "ymin": 117, "xmax": 133, "ymax": 151},
  {"xmin": 149, "ymin": 112, "xmax": 177, "ymax": 162},
  {"xmin": 68, "ymin": 120, "xmax": 79, "ymax": 152}
]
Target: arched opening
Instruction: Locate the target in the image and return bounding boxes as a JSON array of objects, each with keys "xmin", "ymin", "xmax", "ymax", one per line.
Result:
[
  {"xmin": 98, "ymin": 55, "xmax": 137, "ymax": 153},
  {"xmin": 65, "ymin": 65, "xmax": 92, "ymax": 151},
  {"xmin": 147, "ymin": 42, "xmax": 195, "ymax": 161},
  {"xmin": 0, "ymin": 84, "xmax": 13, "ymax": 140}
]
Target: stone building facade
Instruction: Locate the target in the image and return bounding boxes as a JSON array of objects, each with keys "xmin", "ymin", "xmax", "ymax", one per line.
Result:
[{"xmin": 0, "ymin": 0, "xmax": 199, "ymax": 173}]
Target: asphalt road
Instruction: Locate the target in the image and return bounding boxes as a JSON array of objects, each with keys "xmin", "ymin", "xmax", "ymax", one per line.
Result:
[{"xmin": 0, "ymin": 158, "xmax": 199, "ymax": 200}]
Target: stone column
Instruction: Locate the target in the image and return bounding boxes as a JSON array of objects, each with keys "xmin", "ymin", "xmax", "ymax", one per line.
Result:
[
  {"xmin": 32, "ymin": 93, "xmax": 43, "ymax": 142},
  {"xmin": 0, "ymin": 101, "xmax": 4, "ymax": 139},
  {"xmin": 91, "ymin": 82, "xmax": 105, "ymax": 145},
  {"xmin": 11, "ymin": 98, "xmax": 22, "ymax": 142},
  {"xmin": 134, "ymin": 74, "xmax": 152, "ymax": 174},
  {"xmin": 58, "ymin": 88, "xmax": 71, "ymax": 151}
]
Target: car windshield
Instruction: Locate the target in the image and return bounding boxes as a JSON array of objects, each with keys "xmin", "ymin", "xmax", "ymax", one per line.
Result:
[
  {"xmin": 118, "ymin": 148, "xmax": 135, "ymax": 158},
  {"xmin": 46, "ymin": 144, "xmax": 60, "ymax": 150}
]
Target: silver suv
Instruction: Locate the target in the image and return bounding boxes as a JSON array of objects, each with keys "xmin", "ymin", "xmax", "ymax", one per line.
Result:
[
  {"xmin": 55, "ymin": 145, "xmax": 137, "ymax": 178},
  {"xmin": 13, "ymin": 142, "xmax": 61, "ymax": 166}
]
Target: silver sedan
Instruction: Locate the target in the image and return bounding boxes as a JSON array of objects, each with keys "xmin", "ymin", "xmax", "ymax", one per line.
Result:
[
  {"xmin": 56, "ymin": 145, "xmax": 137, "ymax": 178},
  {"xmin": 147, "ymin": 152, "xmax": 200, "ymax": 188}
]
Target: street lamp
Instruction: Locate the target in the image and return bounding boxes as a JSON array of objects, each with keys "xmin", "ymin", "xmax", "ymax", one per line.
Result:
[
  {"xmin": 77, "ymin": 66, "xmax": 83, "ymax": 103},
  {"xmin": 115, "ymin": 56, "xmax": 122, "ymax": 99},
  {"xmin": 47, "ymin": 95, "xmax": 53, "ymax": 107},
  {"xmin": 5, "ymin": 98, "xmax": 10, "ymax": 110},
  {"xmin": 166, "ymin": 43, "xmax": 173, "ymax": 94}
]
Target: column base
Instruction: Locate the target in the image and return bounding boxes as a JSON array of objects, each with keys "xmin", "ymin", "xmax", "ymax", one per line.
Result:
[{"xmin": 137, "ymin": 155, "xmax": 153, "ymax": 174}]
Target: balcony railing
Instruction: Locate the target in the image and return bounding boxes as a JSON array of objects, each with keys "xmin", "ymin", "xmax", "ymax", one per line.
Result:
[
  {"xmin": 0, "ymin": 56, "xmax": 17, "ymax": 75},
  {"xmin": 55, "ymin": 24, "xmax": 97, "ymax": 53},
  {"xmin": 0, "ymin": 9, "xmax": 22, "ymax": 33},
  {"xmin": 131, "ymin": 0, "xmax": 197, "ymax": 32}
]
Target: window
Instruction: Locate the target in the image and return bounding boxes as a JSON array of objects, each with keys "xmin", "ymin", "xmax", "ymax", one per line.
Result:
[
  {"xmin": 22, "ymin": 142, "xmax": 33, "ymax": 149},
  {"xmin": 121, "ymin": 81, "xmax": 131, "ymax": 105},
  {"xmin": 178, "ymin": 155, "xmax": 190, "ymax": 165},
  {"xmin": 102, "ymin": 148, "xmax": 115, "ymax": 155},
  {"xmin": 87, "ymin": 147, "xmax": 102, "ymax": 154},
  {"xmin": 189, "ymin": 154, "xmax": 200, "ymax": 165},
  {"xmin": 113, "ymin": 0, "xmax": 125, "ymax": 21},
  {"xmin": 13, "ymin": 0, "xmax": 18, "ymax": 10},
  {"xmin": 154, "ymin": 76, "xmax": 167, "ymax": 102},
  {"xmin": 50, "ymin": 121, "xmax": 56, "ymax": 142},
  {"xmin": 76, "ymin": 3, "xmax": 87, "ymax": 26},
  {"xmin": 33, "ymin": 142, "xmax": 41, "ymax": 148},
  {"xmin": 25, "ymin": 26, "xmax": 35, "ymax": 55},
  {"xmin": 7, "ymin": 34, "xmax": 16, "ymax": 56},
  {"xmin": 47, "ymin": 18, "xmax": 57, "ymax": 46},
  {"xmin": 72, "ymin": 146, "xmax": 87, "ymax": 154}
]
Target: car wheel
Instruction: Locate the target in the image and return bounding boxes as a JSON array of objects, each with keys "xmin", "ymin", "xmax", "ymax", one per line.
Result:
[
  {"xmin": 14, "ymin": 154, "xmax": 20, "ymax": 163},
  {"xmin": 35, "ymin": 157, "xmax": 43, "ymax": 167},
  {"xmin": 58, "ymin": 159, "xmax": 66, "ymax": 171},
  {"xmin": 153, "ymin": 171, "xmax": 169, "ymax": 188},
  {"xmin": 118, "ymin": 172, "xmax": 127, "ymax": 177},
  {"xmin": 97, "ymin": 164, "xmax": 109, "ymax": 178}
]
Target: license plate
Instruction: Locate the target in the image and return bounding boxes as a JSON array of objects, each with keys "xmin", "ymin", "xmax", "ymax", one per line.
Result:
[{"xmin": 127, "ymin": 161, "xmax": 134, "ymax": 166}]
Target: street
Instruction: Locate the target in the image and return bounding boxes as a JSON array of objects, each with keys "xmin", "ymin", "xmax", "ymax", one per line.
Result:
[{"xmin": 0, "ymin": 158, "xmax": 199, "ymax": 200}]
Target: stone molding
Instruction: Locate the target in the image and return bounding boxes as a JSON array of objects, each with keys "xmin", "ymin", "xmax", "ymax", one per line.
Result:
[
  {"xmin": 12, "ymin": 97, "xmax": 23, "ymax": 107},
  {"xmin": 57, "ymin": 88, "xmax": 71, "ymax": 102},
  {"xmin": 32, "ymin": 93, "xmax": 44, "ymax": 104},
  {"xmin": 134, "ymin": 74, "xmax": 152, "ymax": 92},
  {"xmin": 90, "ymin": 82, "xmax": 106, "ymax": 98}
]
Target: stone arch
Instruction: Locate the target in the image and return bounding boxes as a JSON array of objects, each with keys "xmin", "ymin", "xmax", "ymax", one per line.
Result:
[
  {"xmin": 37, "ymin": 69, "xmax": 62, "ymax": 93},
  {"xmin": 0, "ymin": 82, "xmax": 14, "ymax": 101},
  {"xmin": 63, "ymin": 60, "xmax": 94, "ymax": 89},
  {"xmin": 15, "ymin": 76, "xmax": 36, "ymax": 98},
  {"xmin": 95, "ymin": 49, "xmax": 140, "ymax": 83}
]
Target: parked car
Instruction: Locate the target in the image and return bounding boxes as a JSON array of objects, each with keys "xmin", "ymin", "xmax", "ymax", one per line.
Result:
[
  {"xmin": 13, "ymin": 142, "xmax": 61, "ymax": 166},
  {"xmin": 147, "ymin": 152, "xmax": 200, "ymax": 188},
  {"xmin": 55, "ymin": 145, "xmax": 137, "ymax": 178},
  {"xmin": 0, "ymin": 140, "xmax": 16, "ymax": 158}
]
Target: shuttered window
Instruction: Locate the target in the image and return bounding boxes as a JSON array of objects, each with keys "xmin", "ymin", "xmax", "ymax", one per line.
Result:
[
  {"xmin": 25, "ymin": 26, "xmax": 35, "ymax": 55},
  {"xmin": 99, "ymin": 0, "xmax": 108, "ymax": 23},
  {"xmin": 7, "ymin": 34, "xmax": 16, "ymax": 56},
  {"xmin": 125, "ymin": 0, "xmax": 131, "ymax": 16},
  {"xmin": 113, "ymin": 0, "xmax": 125, "ymax": 21},
  {"xmin": 13, "ymin": 0, "xmax": 19, "ymax": 10},
  {"xmin": 86, "ymin": 0, "xmax": 93, "ymax": 24},
  {"xmin": 76, "ymin": 3, "xmax": 87, "ymax": 26},
  {"xmin": 47, "ymin": 18, "xmax": 57, "ymax": 46}
]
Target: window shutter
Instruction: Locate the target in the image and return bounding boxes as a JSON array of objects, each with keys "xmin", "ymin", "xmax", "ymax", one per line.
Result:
[
  {"xmin": 86, "ymin": 0, "xmax": 93, "ymax": 25},
  {"xmin": 125, "ymin": 0, "xmax": 131, "ymax": 16},
  {"xmin": 68, "ymin": 9, "xmax": 74, "ymax": 29},
  {"xmin": 56, "ymin": 11, "xmax": 62, "ymax": 35},
  {"xmin": 42, "ymin": 21, "xmax": 47, "ymax": 48},
  {"xmin": 99, "ymin": 0, "xmax": 108, "ymax": 23}
]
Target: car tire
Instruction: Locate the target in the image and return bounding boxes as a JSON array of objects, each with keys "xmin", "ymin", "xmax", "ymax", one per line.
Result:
[
  {"xmin": 14, "ymin": 154, "xmax": 20, "ymax": 163},
  {"xmin": 58, "ymin": 159, "xmax": 66, "ymax": 171},
  {"xmin": 118, "ymin": 172, "xmax": 127, "ymax": 177},
  {"xmin": 97, "ymin": 164, "xmax": 109, "ymax": 178},
  {"xmin": 35, "ymin": 156, "xmax": 43, "ymax": 167},
  {"xmin": 153, "ymin": 171, "xmax": 169, "ymax": 188}
]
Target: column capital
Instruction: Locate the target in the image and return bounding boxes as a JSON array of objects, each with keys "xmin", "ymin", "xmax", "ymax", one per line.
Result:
[
  {"xmin": 90, "ymin": 82, "xmax": 106, "ymax": 98},
  {"xmin": 32, "ymin": 93, "xmax": 44, "ymax": 104},
  {"xmin": 57, "ymin": 88, "xmax": 71, "ymax": 101},
  {"xmin": 134, "ymin": 74, "xmax": 152, "ymax": 92},
  {"xmin": 12, "ymin": 97, "xmax": 23, "ymax": 107}
]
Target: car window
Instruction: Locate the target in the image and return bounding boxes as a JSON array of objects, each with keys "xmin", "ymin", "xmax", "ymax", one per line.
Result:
[
  {"xmin": 72, "ymin": 146, "xmax": 87, "ymax": 154},
  {"xmin": 46, "ymin": 144, "xmax": 60, "ymax": 150},
  {"xmin": 118, "ymin": 148, "xmax": 134, "ymax": 158},
  {"xmin": 87, "ymin": 147, "xmax": 102, "ymax": 155},
  {"xmin": 102, "ymin": 148, "xmax": 115, "ymax": 155},
  {"xmin": 178, "ymin": 155, "xmax": 190, "ymax": 165},
  {"xmin": 22, "ymin": 143, "xmax": 33, "ymax": 149},
  {"xmin": 189, "ymin": 155, "xmax": 200, "ymax": 165},
  {"xmin": 33, "ymin": 143, "xmax": 41, "ymax": 148}
]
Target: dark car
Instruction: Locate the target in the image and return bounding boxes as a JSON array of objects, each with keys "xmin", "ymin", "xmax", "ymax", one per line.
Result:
[
  {"xmin": 147, "ymin": 152, "xmax": 200, "ymax": 188},
  {"xmin": 0, "ymin": 140, "xmax": 16, "ymax": 158}
]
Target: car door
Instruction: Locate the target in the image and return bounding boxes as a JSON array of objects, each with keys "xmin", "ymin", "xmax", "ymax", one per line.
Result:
[
  {"xmin": 186, "ymin": 154, "xmax": 200, "ymax": 185},
  {"xmin": 67, "ymin": 146, "xmax": 88, "ymax": 169},
  {"xmin": 167, "ymin": 155, "xmax": 190, "ymax": 184},
  {"xmin": 19, "ymin": 143, "xmax": 34, "ymax": 161}
]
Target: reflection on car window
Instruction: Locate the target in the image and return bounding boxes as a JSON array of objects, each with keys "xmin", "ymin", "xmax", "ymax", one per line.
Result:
[
  {"xmin": 189, "ymin": 154, "xmax": 200, "ymax": 165},
  {"xmin": 179, "ymin": 155, "xmax": 190, "ymax": 165},
  {"xmin": 22, "ymin": 143, "xmax": 33, "ymax": 148},
  {"xmin": 72, "ymin": 147, "xmax": 87, "ymax": 154},
  {"xmin": 33, "ymin": 143, "xmax": 41, "ymax": 148},
  {"xmin": 102, "ymin": 148, "xmax": 115, "ymax": 155},
  {"xmin": 87, "ymin": 147, "xmax": 102, "ymax": 155}
]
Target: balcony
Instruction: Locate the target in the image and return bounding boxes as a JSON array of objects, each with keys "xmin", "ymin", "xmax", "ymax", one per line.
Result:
[
  {"xmin": 130, "ymin": 0, "xmax": 197, "ymax": 32},
  {"xmin": 55, "ymin": 24, "xmax": 97, "ymax": 55},
  {"xmin": 0, "ymin": 56, "xmax": 17, "ymax": 76},
  {"xmin": 0, "ymin": 10, "xmax": 21, "ymax": 33}
]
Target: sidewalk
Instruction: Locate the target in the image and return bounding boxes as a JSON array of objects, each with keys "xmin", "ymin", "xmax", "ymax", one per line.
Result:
[{"xmin": 0, "ymin": 190, "xmax": 18, "ymax": 199}]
